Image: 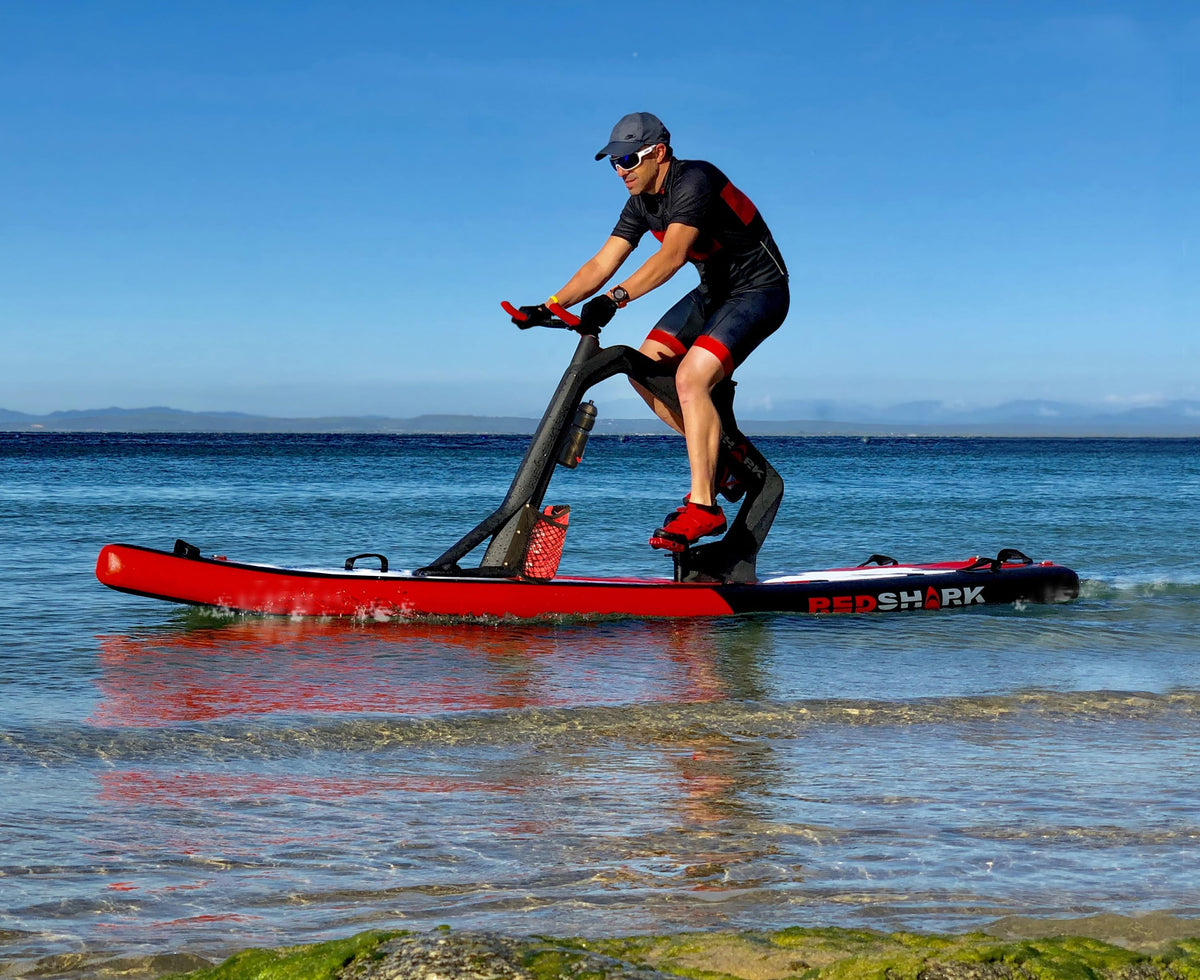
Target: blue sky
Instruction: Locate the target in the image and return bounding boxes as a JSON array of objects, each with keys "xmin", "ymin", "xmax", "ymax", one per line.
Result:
[{"xmin": 2, "ymin": 1, "xmax": 1195, "ymax": 418}]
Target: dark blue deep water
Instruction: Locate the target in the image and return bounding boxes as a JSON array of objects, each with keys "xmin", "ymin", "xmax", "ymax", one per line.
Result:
[{"xmin": 2, "ymin": 433, "xmax": 1198, "ymax": 966}]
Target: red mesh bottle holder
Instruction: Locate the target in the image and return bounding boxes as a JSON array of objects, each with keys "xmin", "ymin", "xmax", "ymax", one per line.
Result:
[{"xmin": 523, "ymin": 504, "xmax": 569, "ymax": 580}]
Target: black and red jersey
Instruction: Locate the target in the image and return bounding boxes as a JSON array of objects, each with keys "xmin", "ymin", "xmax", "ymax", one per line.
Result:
[{"xmin": 610, "ymin": 158, "xmax": 788, "ymax": 297}]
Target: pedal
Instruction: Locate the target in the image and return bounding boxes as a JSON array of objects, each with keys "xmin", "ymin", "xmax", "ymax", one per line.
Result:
[{"xmin": 649, "ymin": 529, "xmax": 690, "ymax": 553}]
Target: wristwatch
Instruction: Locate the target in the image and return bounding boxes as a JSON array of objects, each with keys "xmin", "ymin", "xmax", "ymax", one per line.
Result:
[{"xmin": 610, "ymin": 285, "xmax": 630, "ymax": 307}]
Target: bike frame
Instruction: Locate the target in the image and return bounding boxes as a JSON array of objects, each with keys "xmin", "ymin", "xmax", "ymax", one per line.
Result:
[{"xmin": 416, "ymin": 326, "xmax": 783, "ymax": 584}]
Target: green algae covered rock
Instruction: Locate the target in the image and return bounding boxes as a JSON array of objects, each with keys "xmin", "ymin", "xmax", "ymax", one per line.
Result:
[
  {"xmin": 166, "ymin": 930, "xmax": 401, "ymax": 980},
  {"xmin": 158, "ymin": 925, "xmax": 1200, "ymax": 980},
  {"xmin": 567, "ymin": 927, "xmax": 1200, "ymax": 980}
]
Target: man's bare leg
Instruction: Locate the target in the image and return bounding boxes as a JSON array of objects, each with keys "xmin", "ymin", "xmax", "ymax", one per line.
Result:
[
  {"xmin": 675, "ymin": 346, "xmax": 725, "ymax": 508},
  {"xmin": 631, "ymin": 338, "xmax": 685, "ymax": 434},
  {"xmin": 631, "ymin": 340, "xmax": 726, "ymax": 508}
]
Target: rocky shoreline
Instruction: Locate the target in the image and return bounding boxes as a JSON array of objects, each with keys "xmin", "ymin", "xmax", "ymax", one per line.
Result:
[{"xmin": 4, "ymin": 915, "xmax": 1200, "ymax": 980}]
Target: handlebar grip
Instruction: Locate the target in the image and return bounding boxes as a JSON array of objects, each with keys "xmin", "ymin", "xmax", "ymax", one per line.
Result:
[
  {"xmin": 501, "ymin": 300, "xmax": 527, "ymax": 322},
  {"xmin": 547, "ymin": 302, "xmax": 580, "ymax": 327}
]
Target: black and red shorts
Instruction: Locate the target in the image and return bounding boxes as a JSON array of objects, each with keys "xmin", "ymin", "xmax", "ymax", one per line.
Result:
[{"xmin": 645, "ymin": 284, "xmax": 789, "ymax": 377}]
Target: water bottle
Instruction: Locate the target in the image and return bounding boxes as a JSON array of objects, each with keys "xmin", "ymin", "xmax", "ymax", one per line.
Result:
[{"xmin": 556, "ymin": 401, "xmax": 597, "ymax": 468}]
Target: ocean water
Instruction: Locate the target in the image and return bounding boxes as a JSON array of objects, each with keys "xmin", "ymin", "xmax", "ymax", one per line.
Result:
[{"xmin": 2, "ymin": 432, "xmax": 1198, "ymax": 967}]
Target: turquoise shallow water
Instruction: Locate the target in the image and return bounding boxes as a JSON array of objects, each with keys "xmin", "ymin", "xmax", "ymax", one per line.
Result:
[{"xmin": 1, "ymin": 432, "xmax": 1198, "ymax": 963}]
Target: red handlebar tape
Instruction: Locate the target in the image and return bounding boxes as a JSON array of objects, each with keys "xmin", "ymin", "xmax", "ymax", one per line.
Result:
[
  {"xmin": 500, "ymin": 300, "xmax": 526, "ymax": 321},
  {"xmin": 547, "ymin": 302, "xmax": 580, "ymax": 327}
]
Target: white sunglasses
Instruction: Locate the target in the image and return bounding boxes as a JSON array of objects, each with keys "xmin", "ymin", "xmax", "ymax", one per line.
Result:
[{"xmin": 610, "ymin": 145, "xmax": 659, "ymax": 172}]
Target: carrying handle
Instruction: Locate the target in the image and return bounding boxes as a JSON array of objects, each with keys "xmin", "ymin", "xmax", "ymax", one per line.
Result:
[
  {"xmin": 963, "ymin": 549, "xmax": 1034, "ymax": 573},
  {"xmin": 344, "ymin": 553, "xmax": 389, "ymax": 573}
]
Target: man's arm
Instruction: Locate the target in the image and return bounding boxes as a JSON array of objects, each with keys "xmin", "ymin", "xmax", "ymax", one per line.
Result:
[
  {"xmin": 551, "ymin": 236, "xmax": 635, "ymax": 307},
  {"xmin": 609, "ymin": 222, "xmax": 699, "ymax": 302},
  {"xmin": 569, "ymin": 222, "xmax": 701, "ymax": 334}
]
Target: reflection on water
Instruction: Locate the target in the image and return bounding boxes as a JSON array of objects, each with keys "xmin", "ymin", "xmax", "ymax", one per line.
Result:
[
  {"xmin": 90, "ymin": 617, "xmax": 758, "ymax": 726},
  {"xmin": 34, "ymin": 619, "xmax": 789, "ymax": 955}
]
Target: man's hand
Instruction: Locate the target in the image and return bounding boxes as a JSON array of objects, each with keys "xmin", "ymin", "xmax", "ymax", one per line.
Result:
[
  {"xmin": 577, "ymin": 294, "xmax": 619, "ymax": 334},
  {"xmin": 510, "ymin": 304, "xmax": 556, "ymax": 328}
]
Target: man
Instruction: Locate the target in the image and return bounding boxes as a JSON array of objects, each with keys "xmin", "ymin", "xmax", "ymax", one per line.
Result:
[{"xmin": 512, "ymin": 112, "xmax": 789, "ymax": 551}]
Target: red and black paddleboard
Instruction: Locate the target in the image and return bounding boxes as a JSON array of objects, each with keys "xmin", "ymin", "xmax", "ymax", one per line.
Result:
[{"xmin": 96, "ymin": 542, "xmax": 1079, "ymax": 620}]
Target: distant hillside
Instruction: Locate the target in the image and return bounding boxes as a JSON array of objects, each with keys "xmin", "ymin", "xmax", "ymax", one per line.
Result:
[
  {"xmin": 0, "ymin": 408, "xmax": 539, "ymax": 434},
  {"xmin": 754, "ymin": 397, "xmax": 1200, "ymax": 435},
  {"xmin": 2, "ymin": 402, "xmax": 1199, "ymax": 436}
]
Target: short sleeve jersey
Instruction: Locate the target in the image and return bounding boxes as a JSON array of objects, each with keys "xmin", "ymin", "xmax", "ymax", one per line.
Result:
[{"xmin": 610, "ymin": 159, "xmax": 788, "ymax": 298}]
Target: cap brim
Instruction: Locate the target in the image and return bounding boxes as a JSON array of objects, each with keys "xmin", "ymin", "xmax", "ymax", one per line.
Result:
[{"xmin": 594, "ymin": 140, "xmax": 643, "ymax": 161}]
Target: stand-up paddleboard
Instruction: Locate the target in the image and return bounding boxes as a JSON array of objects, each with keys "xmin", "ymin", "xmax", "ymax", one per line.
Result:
[
  {"xmin": 96, "ymin": 305, "xmax": 1080, "ymax": 620},
  {"xmin": 96, "ymin": 542, "xmax": 1077, "ymax": 619}
]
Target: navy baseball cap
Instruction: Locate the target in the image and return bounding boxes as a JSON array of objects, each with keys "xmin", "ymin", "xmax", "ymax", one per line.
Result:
[{"xmin": 594, "ymin": 112, "xmax": 671, "ymax": 161}]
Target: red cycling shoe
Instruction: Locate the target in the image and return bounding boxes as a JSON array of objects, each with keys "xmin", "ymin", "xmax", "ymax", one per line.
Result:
[{"xmin": 649, "ymin": 502, "xmax": 727, "ymax": 553}]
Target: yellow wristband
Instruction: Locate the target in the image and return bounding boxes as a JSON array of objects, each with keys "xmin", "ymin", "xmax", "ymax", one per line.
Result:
[{"xmin": 547, "ymin": 295, "xmax": 560, "ymax": 305}]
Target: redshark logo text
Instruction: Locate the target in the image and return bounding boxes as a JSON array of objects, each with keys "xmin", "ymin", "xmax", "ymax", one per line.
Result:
[{"xmin": 807, "ymin": 585, "xmax": 985, "ymax": 614}]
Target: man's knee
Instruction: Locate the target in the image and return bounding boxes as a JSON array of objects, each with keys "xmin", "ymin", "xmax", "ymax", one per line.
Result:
[{"xmin": 676, "ymin": 348, "xmax": 726, "ymax": 403}]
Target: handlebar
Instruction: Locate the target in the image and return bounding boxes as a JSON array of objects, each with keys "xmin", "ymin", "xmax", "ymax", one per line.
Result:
[{"xmin": 500, "ymin": 300, "xmax": 582, "ymax": 331}]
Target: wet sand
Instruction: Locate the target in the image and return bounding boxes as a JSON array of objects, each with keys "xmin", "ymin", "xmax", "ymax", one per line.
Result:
[{"xmin": 4, "ymin": 914, "xmax": 1199, "ymax": 980}]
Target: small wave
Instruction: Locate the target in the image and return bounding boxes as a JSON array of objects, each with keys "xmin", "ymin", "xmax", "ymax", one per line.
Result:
[
  {"xmin": 962, "ymin": 825, "xmax": 1200, "ymax": 846},
  {"xmin": 5, "ymin": 690, "xmax": 1200, "ymax": 764},
  {"xmin": 1079, "ymin": 576, "xmax": 1200, "ymax": 600}
]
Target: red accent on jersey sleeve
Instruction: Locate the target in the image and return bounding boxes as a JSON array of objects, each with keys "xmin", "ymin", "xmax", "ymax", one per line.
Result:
[{"xmin": 720, "ymin": 182, "xmax": 757, "ymax": 226}]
